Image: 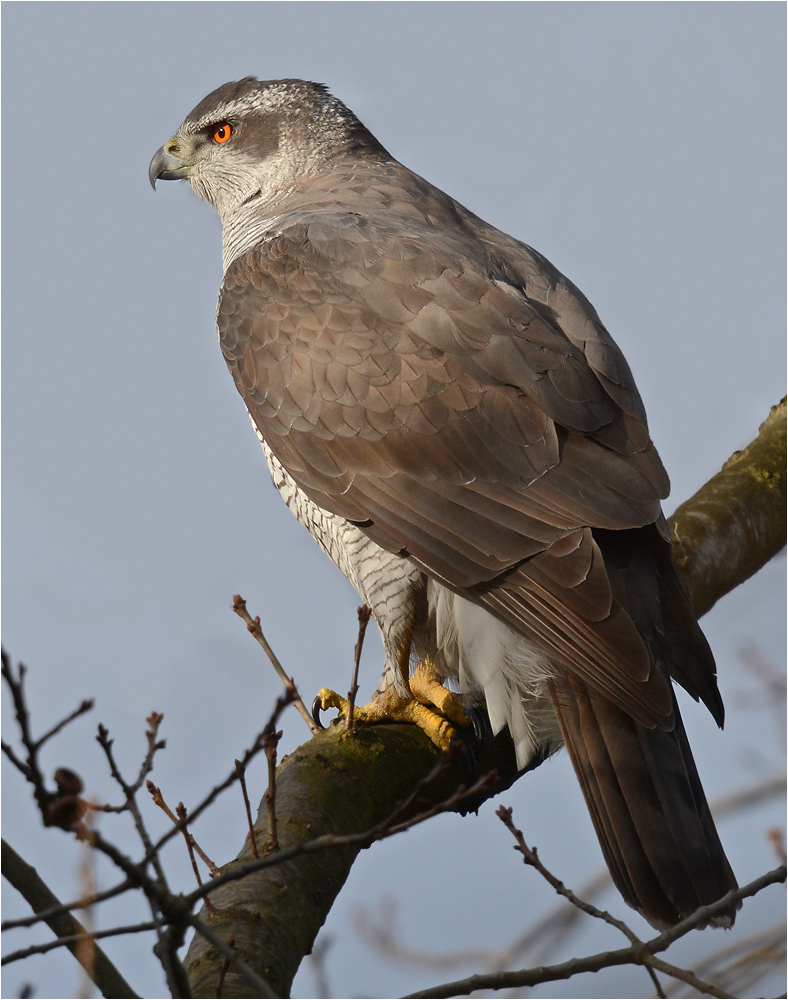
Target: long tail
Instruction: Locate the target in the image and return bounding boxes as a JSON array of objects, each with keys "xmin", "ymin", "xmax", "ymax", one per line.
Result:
[{"xmin": 550, "ymin": 674, "xmax": 739, "ymax": 929}]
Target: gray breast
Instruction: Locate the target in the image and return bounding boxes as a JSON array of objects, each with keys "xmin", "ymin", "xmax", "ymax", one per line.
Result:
[{"xmin": 255, "ymin": 424, "xmax": 422, "ymax": 696}]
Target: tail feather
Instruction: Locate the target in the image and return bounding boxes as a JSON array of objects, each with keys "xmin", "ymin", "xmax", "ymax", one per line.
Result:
[{"xmin": 550, "ymin": 674, "xmax": 739, "ymax": 929}]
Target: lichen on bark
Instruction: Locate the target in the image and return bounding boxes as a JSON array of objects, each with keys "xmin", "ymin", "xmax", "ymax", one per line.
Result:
[{"xmin": 669, "ymin": 397, "xmax": 785, "ymax": 618}]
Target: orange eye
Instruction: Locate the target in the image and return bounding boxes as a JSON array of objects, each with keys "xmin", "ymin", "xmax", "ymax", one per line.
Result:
[{"xmin": 213, "ymin": 123, "xmax": 232, "ymax": 143}]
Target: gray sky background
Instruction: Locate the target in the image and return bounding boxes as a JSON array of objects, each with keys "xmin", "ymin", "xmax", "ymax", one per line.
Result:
[{"xmin": 3, "ymin": 4, "xmax": 785, "ymax": 998}]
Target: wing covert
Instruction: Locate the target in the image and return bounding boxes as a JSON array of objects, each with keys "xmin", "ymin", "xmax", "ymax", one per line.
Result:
[{"xmin": 218, "ymin": 216, "xmax": 675, "ymax": 725}]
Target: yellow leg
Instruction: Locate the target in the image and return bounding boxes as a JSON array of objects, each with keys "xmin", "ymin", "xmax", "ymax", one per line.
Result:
[
  {"xmin": 409, "ymin": 659, "xmax": 469, "ymax": 728},
  {"xmin": 314, "ymin": 660, "xmax": 470, "ymax": 752}
]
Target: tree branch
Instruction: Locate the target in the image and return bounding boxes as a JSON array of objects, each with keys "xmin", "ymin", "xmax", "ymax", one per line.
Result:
[
  {"xmin": 1, "ymin": 839, "xmax": 140, "ymax": 999},
  {"xmin": 183, "ymin": 727, "xmax": 511, "ymax": 997},
  {"xmin": 402, "ymin": 866, "xmax": 786, "ymax": 999},
  {"xmin": 669, "ymin": 397, "xmax": 786, "ymax": 617},
  {"xmin": 180, "ymin": 400, "xmax": 786, "ymax": 997}
]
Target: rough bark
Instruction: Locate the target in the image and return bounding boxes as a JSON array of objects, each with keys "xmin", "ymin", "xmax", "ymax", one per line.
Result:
[
  {"xmin": 184, "ymin": 726, "xmax": 519, "ymax": 998},
  {"xmin": 183, "ymin": 401, "xmax": 786, "ymax": 998},
  {"xmin": 668, "ymin": 397, "xmax": 786, "ymax": 617}
]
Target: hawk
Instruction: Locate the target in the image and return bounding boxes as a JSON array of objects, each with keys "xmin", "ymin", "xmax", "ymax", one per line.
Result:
[{"xmin": 150, "ymin": 77, "xmax": 738, "ymax": 928}]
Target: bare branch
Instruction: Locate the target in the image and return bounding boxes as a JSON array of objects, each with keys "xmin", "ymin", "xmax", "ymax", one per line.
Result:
[
  {"xmin": 232, "ymin": 594, "xmax": 320, "ymax": 733},
  {"xmin": 1, "ymin": 839, "xmax": 139, "ymax": 999},
  {"xmin": 368, "ymin": 771, "xmax": 785, "ymax": 979},
  {"xmin": 2, "ymin": 920, "xmax": 159, "ymax": 965},
  {"xmin": 261, "ymin": 689, "xmax": 294, "ymax": 855},
  {"xmin": 34, "ymin": 699, "xmax": 94, "ymax": 750},
  {"xmin": 670, "ymin": 397, "xmax": 786, "ymax": 618},
  {"xmin": 184, "ymin": 751, "xmax": 495, "ymax": 908},
  {"xmin": 496, "ymin": 805, "xmax": 640, "ymax": 944},
  {"xmin": 1, "ymin": 877, "xmax": 135, "ymax": 933},
  {"xmin": 146, "ymin": 781, "xmax": 218, "ymax": 879},
  {"xmin": 144, "ymin": 719, "xmax": 270, "ymax": 864},
  {"xmin": 96, "ymin": 713, "xmax": 166, "ymax": 812},
  {"xmin": 262, "ymin": 725, "xmax": 282, "ymax": 855},
  {"xmin": 2, "ymin": 654, "xmax": 56, "ymax": 819},
  {"xmin": 235, "ymin": 759, "xmax": 259, "ymax": 859},
  {"xmin": 403, "ymin": 866, "xmax": 786, "ymax": 999},
  {"xmin": 182, "ymin": 725, "xmax": 499, "ymax": 997},
  {"xmin": 661, "ymin": 922, "xmax": 787, "ymax": 998},
  {"xmin": 346, "ymin": 604, "xmax": 371, "ymax": 731},
  {"xmin": 95, "ymin": 716, "xmax": 171, "ymax": 928},
  {"xmin": 216, "ymin": 934, "xmax": 235, "ymax": 998},
  {"xmin": 177, "ymin": 802, "xmax": 216, "ymax": 919}
]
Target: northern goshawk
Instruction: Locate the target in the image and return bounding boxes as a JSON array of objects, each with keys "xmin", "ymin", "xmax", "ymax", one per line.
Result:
[{"xmin": 150, "ymin": 77, "xmax": 738, "ymax": 928}]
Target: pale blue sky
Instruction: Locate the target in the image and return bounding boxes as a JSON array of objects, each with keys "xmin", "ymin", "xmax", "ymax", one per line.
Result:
[{"xmin": 3, "ymin": 4, "xmax": 785, "ymax": 998}]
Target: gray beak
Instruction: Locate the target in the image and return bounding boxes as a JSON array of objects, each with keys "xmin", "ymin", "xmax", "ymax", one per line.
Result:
[{"xmin": 149, "ymin": 144, "xmax": 191, "ymax": 189}]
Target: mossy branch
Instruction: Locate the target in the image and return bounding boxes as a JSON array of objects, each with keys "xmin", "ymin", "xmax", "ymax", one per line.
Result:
[
  {"xmin": 669, "ymin": 397, "xmax": 786, "ymax": 617},
  {"xmin": 183, "ymin": 400, "xmax": 786, "ymax": 998},
  {"xmin": 183, "ymin": 726, "xmax": 518, "ymax": 998}
]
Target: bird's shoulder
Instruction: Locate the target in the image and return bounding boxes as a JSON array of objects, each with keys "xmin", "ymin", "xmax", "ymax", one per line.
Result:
[
  {"xmin": 215, "ymin": 159, "xmax": 692, "ymax": 726},
  {"xmin": 217, "ymin": 157, "xmax": 669, "ymax": 535},
  {"xmin": 220, "ymin": 159, "xmax": 661, "ymax": 470}
]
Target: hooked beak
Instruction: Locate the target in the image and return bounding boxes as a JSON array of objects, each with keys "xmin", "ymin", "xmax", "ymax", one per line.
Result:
[{"xmin": 149, "ymin": 142, "xmax": 191, "ymax": 189}]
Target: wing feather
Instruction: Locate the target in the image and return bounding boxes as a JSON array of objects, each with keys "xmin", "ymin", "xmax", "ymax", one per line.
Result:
[{"xmin": 218, "ymin": 198, "xmax": 696, "ymax": 726}]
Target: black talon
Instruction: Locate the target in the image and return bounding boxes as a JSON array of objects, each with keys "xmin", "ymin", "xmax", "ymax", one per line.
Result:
[
  {"xmin": 312, "ymin": 695, "xmax": 326, "ymax": 729},
  {"xmin": 466, "ymin": 703, "xmax": 491, "ymax": 744},
  {"xmin": 451, "ymin": 729, "xmax": 479, "ymax": 782}
]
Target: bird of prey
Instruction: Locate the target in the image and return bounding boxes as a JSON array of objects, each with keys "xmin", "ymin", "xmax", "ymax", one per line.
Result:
[{"xmin": 150, "ymin": 77, "xmax": 738, "ymax": 928}]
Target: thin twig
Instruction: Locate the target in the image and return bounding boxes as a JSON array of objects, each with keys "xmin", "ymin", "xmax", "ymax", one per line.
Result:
[
  {"xmin": 644, "ymin": 953, "xmax": 735, "ymax": 999},
  {"xmin": 346, "ymin": 604, "xmax": 371, "ymax": 731},
  {"xmin": 232, "ymin": 594, "xmax": 320, "ymax": 733},
  {"xmin": 146, "ymin": 781, "xmax": 219, "ymax": 876},
  {"xmin": 263, "ymin": 725, "xmax": 282, "ymax": 855},
  {"xmin": 661, "ymin": 922, "xmax": 787, "ymax": 999},
  {"xmin": 262, "ymin": 689, "xmax": 294, "ymax": 854},
  {"xmin": 767, "ymin": 827, "xmax": 786, "ymax": 866},
  {"xmin": 216, "ymin": 934, "xmax": 235, "ymax": 998},
  {"xmin": 133, "ymin": 769, "xmax": 205, "ymax": 992},
  {"xmin": 1, "ymin": 840, "xmax": 140, "ymax": 998},
  {"xmin": 96, "ymin": 719, "xmax": 170, "ymax": 898},
  {"xmin": 645, "ymin": 866, "xmax": 786, "ymax": 951},
  {"xmin": 495, "ymin": 805, "xmax": 749, "ymax": 999},
  {"xmin": 185, "ymin": 760, "xmax": 498, "ymax": 907},
  {"xmin": 236, "ymin": 759, "xmax": 259, "ymax": 859},
  {"xmin": 1, "ymin": 739, "xmax": 31, "ymax": 780},
  {"xmin": 188, "ymin": 912, "xmax": 277, "ymax": 999},
  {"xmin": 34, "ymin": 700, "xmax": 95, "ymax": 751},
  {"xmin": 496, "ymin": 805, "xmax": 639, "ymax": 943},
  {"xmin": 145, "ymin": 720, "xmax": 270, "ymax": 864},
  {"xmin": 404, "ymin": 865, "xmax": 787, "ymax": 999},
  {"xmin": 647, "ymin": 963, "xmax": 667, "ymax": 999},
  {"xmin": 1, "ymin": 920, "xmax": 160, "ymax": 965},
  {"xmin": 177, "ymin": 802, "xmax": 215, "ymax": 919},
  {"xmin": 1, "ymin": 879, "xmax": 135, "ymax": 932},
  {"xmin": 96, "ymin": 713, "xmax": 167, "ymax": 813},
  {"xmin": 152, "ymin": 923, "xmax": 192, "ymax": 1000},
  {"xmin": 2, "ymin": 654, "xmax": 56, "ymax": 818}
]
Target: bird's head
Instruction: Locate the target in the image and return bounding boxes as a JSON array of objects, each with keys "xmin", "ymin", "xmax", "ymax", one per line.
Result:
[{"xmin": 149, "ymin": 77, "xmax": 385, "ymax": 224}]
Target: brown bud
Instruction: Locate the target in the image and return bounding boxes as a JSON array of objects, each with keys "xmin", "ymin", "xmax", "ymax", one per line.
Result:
[
  {"xmin": 54, "ymin": 768, "xmax": 84, "ymax": 795},
  {"xmin": 48, "ymin": 795, "xmax": 88, "ymax": 830}
]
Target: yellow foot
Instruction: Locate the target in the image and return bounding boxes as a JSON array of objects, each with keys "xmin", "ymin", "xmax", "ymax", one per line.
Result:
[
  {"xmin": 409, "ymin": 660, "xmax": 469, "ymax": 728},
  {"xmin": 313, "ymin": 661, "xmax": 471, "ymax": 753}
]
